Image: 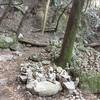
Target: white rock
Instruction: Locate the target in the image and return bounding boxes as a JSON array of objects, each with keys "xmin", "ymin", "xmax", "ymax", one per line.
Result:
[
  {"xmin": 74, "ymin": 77, "xmax": 79, "ymax": 87},
  {"xmin": 35, "ymin": 81, "xmax": 62, "ymax": 96},
  {"xmin": 56, "ymin": 67, "xmax": 63, "ymax": 73},
  {"xmin": 35, "ymin": 72, "xmax": 46, "ymax": 81},
  {"xmin": 47, "ymin": 67, "xmax": 56, "ymax": 81},
  {"xmin": 27, "ymin": 68, "xmax": 34, "ymax": 80},
  {"xmin": 60, "ymin": 70, "xmax": 70, "ymax": 79},
  {"xmin": 26, "ymin": 80, "xmax": 38, "ymax": 94},
  {"xmin": 27, "ymin": 81, "xmax": 62, "ymax": 96},
  {"xmin": 0, "ymin": 54, "xmax": 14, "ymax": 61},
  {"xmin": 63, "ymin": 81, "xmax": 75, "ymax": 94},
  {"xmin": 42, "ymin": 60, "xmax": 50, "ymax": 65},
  {"xmin": 14, "ymin": 51, "xmax": 23, "ymax": 56},
  {"xmin": 48, "ymin": 72, "xmax": 56, "ymax": 81},
  {"xmin": 19, "ymin": 75, "xmax": 27, "ymax": 83},
  {"xmin": 18, "ymin": 33, "xmax": 24, "ymax": 39}
]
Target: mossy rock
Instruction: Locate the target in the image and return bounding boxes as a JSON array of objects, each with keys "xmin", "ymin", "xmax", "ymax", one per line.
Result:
[
  {"xmin": 10, "ymin": 43, "xmax": 23, "ymax": 51},
  {"xmin": 0, "ymin": 35, "xmax": 17, "ymax": 49},
  {"xmin": 0, "ymin": 36, "xmax": 13, "ymax": 48}
]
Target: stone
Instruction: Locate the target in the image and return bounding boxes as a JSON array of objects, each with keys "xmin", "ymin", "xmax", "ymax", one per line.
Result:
[
  {"xmin": 26, "ymin": 80, "xmax": 37, "ymax": 95},
  {"xmin": 47, "ymin": 67, "xmax": 56, "ymax": 81},
  {"xmin": 0, "ymin": 78, "xmax": 8, "ymax": 86},
  {"xmin": 42, "ymin": 60, "xmax": 50, "ymax": 65},
  {"xmin": 14, "ymin": 51, "xmax": 23, "ymax": 56},
  {"xmin": 74, "ymin": 77, "xmax": 79, "ymax": 87},
  {"xmin": 27, "ymin": 68, "xmax": 34, "ymax": 81},
  {"xmin": 56, "ymin": 67, "xmax": 63, "ymax": 73},
  {"xmin": 35, "ymin": 72, "xmax": 46, "ymax": 82},
  {"xmin": 18, "ymin": 33, "xmax": 24, "ymax": 39},
  {"xmin": 0, "ymin": 54, "xmax": 14, "ymax": 61},
  {"xmin": 26, "ymin": 80, "xmax": 62, "ymax": 96},
  {"xmin": 63, "ymin": 81, "xmax": 75, "ymax": 94},
  {"xmin": 19, "ymin": 75, "xmax": 27, "ymax": 84},
  {"xmin": 10, "ymin": 43, "xmax": 23, "ymax": 51},
  {"xmin": 5, "ymin": 37, "xmax": 13, "ymax": 43},
  {"xmin": 29, "ymin": 54, "xmax": 40, "ymax": 62},
  {"xmin": 0, "ymin": 35, "xmax": 15, "ymax": 49}
]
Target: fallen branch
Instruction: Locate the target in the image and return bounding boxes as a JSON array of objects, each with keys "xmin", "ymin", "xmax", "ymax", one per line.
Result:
[
  {"xmin": 18, "ymin": 39, "xmax": 47, "ymax": 47},
  {"xmin": 87, "ymin": 42, "xmax": 100, "ymax": 47},
  {"xmin": 32, "ymin": 27, "xmax": 56, "ymax": 33}
]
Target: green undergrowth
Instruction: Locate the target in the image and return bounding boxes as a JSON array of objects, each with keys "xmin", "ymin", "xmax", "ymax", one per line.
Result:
[
  {"xmin": 66, "ymin": 67, "xmax": 100, "ymax": 93},
  {"xmin": 80, "ymin": 72, "xmax": 100, "ymax": 93}
]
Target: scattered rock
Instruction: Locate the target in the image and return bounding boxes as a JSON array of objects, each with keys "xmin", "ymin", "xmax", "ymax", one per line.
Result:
[
  {"xmin": 0, "ymin": 54, "xmax": 15, "ymax": 61},
  {"xmin": 18, "ymin": 33, "xmax": 24, "ymax": 39},
  {"xmin": 14, "ymin": 51, "xmax": 23, "ymax": 56},
  {"xmin": 63, "ymin": 81, "xmax": 75, "ymax": 94},
  {"xmin": 0, "ymin": 78, "xmax": 8, "ymax": 86},
  {"xmin": 42, "ymin": 60, "xmax": 50, "ymax": 65},
  {"xmin": 19, "ymin": 75, "xmax": 27, "ymax": 84},
  {"xmin": 19, "ymin": 62, "xmax": 82, "ymax": 97},
  {"xmin": 29, "ymin": 54, "xmax": 41, "ymax": 62},
  {"xmin": 10, "ymin": 43, "xmax": 23, "ymax": 51}
]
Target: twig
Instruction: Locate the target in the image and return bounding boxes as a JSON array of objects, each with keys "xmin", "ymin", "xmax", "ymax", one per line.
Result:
[
  {"xmin": 42, "ymin": 0, "xmax": 51, "ymax": 34},
  {"xmin": 32, "ymin": 28, "xmax": 56, "ymax": 33},
  {"xmin": 55, "ymin": 1, "xmax": 72, "ymax": 32}
]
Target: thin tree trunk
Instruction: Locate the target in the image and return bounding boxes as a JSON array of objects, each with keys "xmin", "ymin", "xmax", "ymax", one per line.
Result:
[{"xmin": 56, "ymin": 0, "xmax": 85, "ymax": 68}]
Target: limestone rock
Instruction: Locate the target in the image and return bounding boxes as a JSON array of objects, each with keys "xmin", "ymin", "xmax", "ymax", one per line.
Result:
[
  {"xmin": 19, "ymin": 75, "xmax": 27, "ymax": 84},
  {"xmin": 0, "ymin": 54, "xmax": 14, "ymax": 61},
  {"xmin": 26, "ymin": 80, "xmax": 62, "ymax": 96},
  {"xmin": 63, "ymin": 81, "xmax": 75, "ymax": 94},
  {"xmin": 42, "ymin": 60, "xmax": 50, "ymax": 65}
]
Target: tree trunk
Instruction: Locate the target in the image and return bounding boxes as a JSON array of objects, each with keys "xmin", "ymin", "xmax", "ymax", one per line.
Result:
[{"xmin": 56, "ymin": 0, "xmax": 85, "ymax": 68}]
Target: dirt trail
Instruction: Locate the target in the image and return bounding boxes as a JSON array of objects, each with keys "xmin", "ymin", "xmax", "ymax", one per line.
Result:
[{"xmin": 0, "ymin": 52, "xmax": 24, "ymax": 100}]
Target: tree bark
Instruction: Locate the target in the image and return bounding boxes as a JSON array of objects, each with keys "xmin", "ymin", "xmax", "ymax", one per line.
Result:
[{"xmin": 56, "ymin": 0, "xmax": 85, "ymax": 68}]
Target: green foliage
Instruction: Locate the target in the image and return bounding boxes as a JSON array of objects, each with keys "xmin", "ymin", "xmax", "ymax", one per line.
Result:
[{"xmin": 80, "ymin": 73, "xmax": 100, "ymax": 93}]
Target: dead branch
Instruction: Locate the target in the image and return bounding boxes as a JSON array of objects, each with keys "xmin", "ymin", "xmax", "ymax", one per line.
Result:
[
  {"xmin": 18, "ymin": 39, "xmax": 47, "ymax": 47},
  {"xmin": 55, "ymin": 1, "xmax": 72, "ymax": 32},
  {"xmin": 32, "ymin": 28, "xmax": 56, "ymax": 33},
  {"xmin": 87, "ymin": 42, "xmax": 100, "ymax": 47}
]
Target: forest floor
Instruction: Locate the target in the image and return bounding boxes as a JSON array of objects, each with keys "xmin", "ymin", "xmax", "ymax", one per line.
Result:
[
  {"xmin": 0, "ymin": 48, "xmax": 98, "ymax": 100},
  {"xmin": 0, "ymin": 2, "xmax": 100, "ymax": 100}
]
